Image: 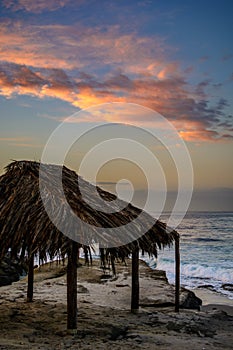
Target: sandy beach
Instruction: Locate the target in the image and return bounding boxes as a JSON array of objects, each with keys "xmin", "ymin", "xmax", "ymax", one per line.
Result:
[{"xmin": 0, "ymin": 259, "xmax": 232, "ymax": 350}]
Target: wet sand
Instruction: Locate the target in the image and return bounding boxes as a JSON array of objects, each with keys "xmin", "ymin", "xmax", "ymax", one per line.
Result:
[{"xmin": 191, "ymin": 288, "xmax": 233, "ymax": 316}]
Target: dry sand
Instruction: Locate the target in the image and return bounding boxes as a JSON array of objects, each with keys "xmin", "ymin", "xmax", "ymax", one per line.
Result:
[{"xmin": 0, "ymin": 259, "xmax": 233, "ymax": 349}]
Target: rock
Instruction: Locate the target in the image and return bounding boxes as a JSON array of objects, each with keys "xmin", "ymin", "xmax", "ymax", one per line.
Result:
[
  {"xmin": 78, "ymin": 285, "xmax": 89, "ymax": 294},
  {"xmin": 10, "ymin": 308, "xmax": 20, "ymax": 318},
  {"xmin": 140, "ymin": 286, "xmax": 201, "ymax": 310},
  {"xmin": 180, "ymin": 288, "xmax": 202, "ymax": 310},
  {"xmin": 100, "ymin": 274, "xmax": 112, "ymax": 281},
  {"xmin": 222, "ymin": 283, "xmax": 233, "ymax": 291},
  {"xmin": 116, "ymin": 284, "xmax": 129, "ymax": 288},
  {"xmin": 6, "ymin": 297, "xmax": 16, "ymax": 302},
  {"xmin": 0, "ymin": 275, "xmax": 17, "ymax": 286},
  {"xmin": 110, "ymin": 326, "xmax": 128, "ymax": 340},
  {"xmin": 166, "ymin": 321, "xmax": 183, "ymax": 332},
  {"xmin": 147, "ymin": 313, "xmax": 159, "ymax": 324},
  {"xmin": 28, "ymin": 337, "xmax": 35, "ymax": 343},
  {"xmin": 126, "ymin": 333, "xmax": 143, "ymax": 343},
  {"xmin": 203, "ymin": 329, "xmax": 216, "ymax": 338},
  {"xmin": 55, "ymin": 330, "xmax": 67, "ymax": 337},
  {"xmin": 147, "ymin": 269, "xmax": 168, "ymax": 282},
  {"xmin": 0, "ymin": 255, "xmax": 27, "ymax": 287},
  {"xmin": 140, "ymin": 296, "xmax": 174, "ymax": 307},
  {"xmin": 197, "ymin": 285, "xmax": 215, "ymax": 291},
  {"xmin": 211, "ymin": 309, "xmax": 229, "ymax": 320}
]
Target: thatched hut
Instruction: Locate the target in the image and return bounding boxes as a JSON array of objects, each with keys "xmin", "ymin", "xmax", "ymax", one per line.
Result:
[{"xmin": 0, "ymin": 160, "xmax": 180, "ymax": 330}]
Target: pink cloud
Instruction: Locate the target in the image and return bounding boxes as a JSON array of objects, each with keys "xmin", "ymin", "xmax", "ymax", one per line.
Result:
[
  {"xmin": 0, "ymin": 20, "xmax": 166, "ymax": 73},
  {"xmin": 0, "ymin": 20, "xmax": 231, "ymax": 142}
]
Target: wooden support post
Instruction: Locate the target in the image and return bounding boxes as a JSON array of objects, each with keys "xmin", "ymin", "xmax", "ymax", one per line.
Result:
[
  {"xmin": 84, "ymin": 246, "xmax": 89, "ymax": 266},
  {"xmin": 27, "ymin": 253, "xmax": 34, "ymax": 302},
  {"xmin": 131, "ymin": 246, "xmax": 139, "ymax": 313},
  {"xmin": 67, "ymin": 241, "xmax": 78, "ymax": 332},
  {"xmin": 20, "ymin": 242, "xmax": 26, "ymax": 261},
  {"xmin": 175, "ymin": 236, "xmax": 180, "ymax": 312},
  {"xmin": 110, "ymin": 254, "xmax": 116, "ymax": 276}
]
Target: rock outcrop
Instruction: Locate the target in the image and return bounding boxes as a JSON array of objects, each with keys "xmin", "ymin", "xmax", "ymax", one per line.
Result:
[
  {"xmin": 180, "ymin": 288, "xmax": 202, "ymax": 310},
  {"xmin": 0, "ymin": 255, "xmax": 27, "ymax": 286},
  {"xmin": 139, "ymin": 260, "xmax": 202, "ymax": 310}
]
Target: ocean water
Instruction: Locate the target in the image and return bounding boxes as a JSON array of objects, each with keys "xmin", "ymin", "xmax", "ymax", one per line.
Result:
[{"xmin": 144, "ymin": 212, "xmax": 233, "ymax": 300}]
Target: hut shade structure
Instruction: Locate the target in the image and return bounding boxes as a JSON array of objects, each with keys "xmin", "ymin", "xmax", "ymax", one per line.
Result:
[{"xmin": 0, "ymin": 160, "xmax": 180, "ymax": 329}]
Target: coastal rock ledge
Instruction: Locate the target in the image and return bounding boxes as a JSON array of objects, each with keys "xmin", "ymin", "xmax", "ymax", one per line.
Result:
[{"xmin": 139, "ymin": 261, "xmax": 202, "ymax": 310}]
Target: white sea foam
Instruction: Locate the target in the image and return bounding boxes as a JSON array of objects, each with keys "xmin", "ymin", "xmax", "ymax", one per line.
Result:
[{"xmin": 146, "ymin": 212, "xmax": 233, "ymax": 300}]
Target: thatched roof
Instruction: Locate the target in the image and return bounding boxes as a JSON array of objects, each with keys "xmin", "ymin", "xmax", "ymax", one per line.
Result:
[{"xmin": 0, "ymin": 160, "xmax": 178, "ymax": 261}]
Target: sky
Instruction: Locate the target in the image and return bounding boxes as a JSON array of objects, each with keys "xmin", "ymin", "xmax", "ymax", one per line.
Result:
[{"xmin": 0, "ymin": 0, "xmax": 233, "ymax": 211}]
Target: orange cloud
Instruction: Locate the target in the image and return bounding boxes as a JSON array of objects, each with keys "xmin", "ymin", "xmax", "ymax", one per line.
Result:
[
  {"xmin": 0, "ymin": 20, "xmax": 231, "ymax": 142},
  {"xmin": 178, "ymin": 130, "xmax": 218, "ymax": 142},
  {"xmin": 1, "ymin": 63, "xmax": 232, "ymax": 142}
]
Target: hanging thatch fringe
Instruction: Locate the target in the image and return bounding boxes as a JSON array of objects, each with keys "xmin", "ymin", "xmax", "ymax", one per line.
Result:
[{"xmin": 0, "ymin": 160, "xmax": 178, "ymax": 263}]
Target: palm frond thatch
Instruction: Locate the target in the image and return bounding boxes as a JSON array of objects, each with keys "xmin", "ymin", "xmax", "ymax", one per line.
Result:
[{"xmin": 0, "ymin": 160, "xmax": 178, "ymax": 261}]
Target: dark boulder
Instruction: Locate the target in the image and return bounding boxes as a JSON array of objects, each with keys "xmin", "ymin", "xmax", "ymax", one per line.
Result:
[
  {"xmin": 0, "ymin": 256, "xmax": 27, "ymax": 287},
  {"xmin": 197, "ymin": 284, "xmax": 215, "ymax": 291},
  {"xmin": 222, "ymin": 284, "xmax": 233, "ymax": 291},
  {"xmin": 180, "ymin": 288, "xmax": 202, "ymax": 310}
]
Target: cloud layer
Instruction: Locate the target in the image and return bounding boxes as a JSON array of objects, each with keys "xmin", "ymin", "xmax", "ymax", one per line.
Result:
[{"xmin": 0, "ymin": 19, "xmax": 232, "ymax": 141}]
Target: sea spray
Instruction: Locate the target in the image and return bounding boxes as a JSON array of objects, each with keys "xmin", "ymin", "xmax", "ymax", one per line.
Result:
[{"xmin": 146, "ymin": 211, "xmax": 233, "ymax": 300}]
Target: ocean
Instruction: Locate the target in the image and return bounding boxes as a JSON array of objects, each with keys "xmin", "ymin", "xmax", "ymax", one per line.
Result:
[{"xmin": 144, "ymin": 211, "xmax": 233, "ymax": 300}]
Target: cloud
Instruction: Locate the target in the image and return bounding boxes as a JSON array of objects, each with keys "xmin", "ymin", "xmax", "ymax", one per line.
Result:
[
  {"xmin": 2, "ymin": 0, "xmax": 73, "ymax": 13},
  {"xmin": 0, "ymin": 21, "xmax": 76, "ymax": 70},
  {"xmin": 0, "ymin": 63, "xmax": 47, "ymax": 97},
  {"xmin": 0, "ymin": 136, "xmax": 42, "ymax": 147},
  {"xmin": 0, "ymin": 20, "xmax": 232, "ymax": 142},
  {"xmin": 0, "ymin": 20, "xmax": 166, "ymax": 73},
  {"xmin": 221, "ymin": 134, "xmax": 233, "ymax": 140},
  {"xmin": 0, "ymin": 62, "xmax": 232, "ymax": 142},
  {"xmin": 178, "ymin": 129, "xmax": 219, "ymax": 142}
]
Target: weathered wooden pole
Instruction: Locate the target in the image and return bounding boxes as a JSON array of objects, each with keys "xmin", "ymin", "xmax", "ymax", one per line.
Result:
[
  {"xmin": 175, "ymin": 236, "xmax": 180, "ymax": 312},
  {"xmin": 20, "ymin": 242, "xmax": 26, "ymax": 261},
  {"xmin": 67, "ymin": 241, "xmax": 78, "ymax": 332},
  {"xmin": 27, "ymin": 252, "xmax": 34, "ymax": 302},
  {"xmin": 131, "ymin": 246, "xmax": 139, "ymax": 313}
]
